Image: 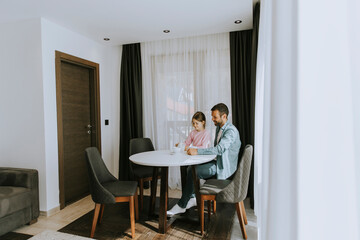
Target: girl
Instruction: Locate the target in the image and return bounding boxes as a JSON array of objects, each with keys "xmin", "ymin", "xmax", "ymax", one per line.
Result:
[
  {"xmin": 177, "ymin": 111, "xmax": 211, "ymax": 150},
  {"xmin": 168, "ymin": 111, "xmax": 212, "ymax": 216}
]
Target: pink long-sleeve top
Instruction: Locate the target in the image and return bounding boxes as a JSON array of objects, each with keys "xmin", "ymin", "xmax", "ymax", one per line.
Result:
[{"xmin": 184, "ymin": 129, "xmax": 211, "ymax": 149}]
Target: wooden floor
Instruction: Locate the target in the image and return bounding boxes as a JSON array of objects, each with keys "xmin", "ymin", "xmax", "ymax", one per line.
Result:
[{"xmin": 13, "ymin": 186, "xmax": 257, "ymax": 239}]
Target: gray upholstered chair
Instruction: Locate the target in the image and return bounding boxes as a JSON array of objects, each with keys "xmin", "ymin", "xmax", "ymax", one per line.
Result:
[
  {"xmin": 85, "ymin": 147, "xmax": 138, "ymax": 239},
  {"xmin": 199, "ymin": 145, "xmax": 253, "ymax": 238},
  {"xmin": 129, "ymin": 138, "xmax": 161, "ymax": 210}
]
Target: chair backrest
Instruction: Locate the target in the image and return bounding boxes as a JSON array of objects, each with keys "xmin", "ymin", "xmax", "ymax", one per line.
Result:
[
  {"xmin": 129, "ymin": 138, "xmax": 155, "ymax": 155},
  {"xmin": 85, "ymin": 147, "xmax": 117, "ymax": 203},
  {"xmin": 129, "ymin": 138, "xmax": 155, "ymax": 176},
  {"xmin": 216, "ymin": 145, "xmax": 253, "ymax": 203}
]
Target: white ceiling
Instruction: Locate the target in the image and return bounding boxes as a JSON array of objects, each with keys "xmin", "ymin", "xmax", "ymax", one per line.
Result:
[{"xmin": 0, "ymin": 0, "xmax": 254, "ymax": 46}]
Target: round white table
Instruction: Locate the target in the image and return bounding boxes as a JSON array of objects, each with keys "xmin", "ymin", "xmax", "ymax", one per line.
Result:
[
  {"xmin": 129, "ymin": 150, "xmax": 216, "ymax": 234},
  {"xmin": 130, "ymin": 150, "xmax": 216, "ymax": 167}
]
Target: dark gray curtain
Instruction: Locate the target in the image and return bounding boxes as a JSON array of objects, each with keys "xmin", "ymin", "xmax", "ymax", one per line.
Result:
[
  {"xmin": 119, "ymin": 43, "xmax": 143, "ymax": 180},
  {"xmin": 230, "ymin": 2, "xmax": 260, "ymax": 208}
]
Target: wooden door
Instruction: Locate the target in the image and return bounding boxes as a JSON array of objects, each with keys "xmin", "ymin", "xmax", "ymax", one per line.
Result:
[{"xmin": 56, "ymin": 51, "xmax": 101, "ymax": 208}]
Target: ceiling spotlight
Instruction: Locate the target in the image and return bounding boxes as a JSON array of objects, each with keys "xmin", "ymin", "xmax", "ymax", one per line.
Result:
[
  {"xmin": 234, "ymin": 20, "xmax": 242, "ymax": 24},
  {"xmin": 163, "ymin": 30, "xmax": 170, "ymax": 33},
  {"xmin": 103, "ymin": 38, "xmax": 110, "ymax": 41}
]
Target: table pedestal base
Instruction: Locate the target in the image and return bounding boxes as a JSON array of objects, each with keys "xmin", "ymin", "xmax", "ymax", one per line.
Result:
[{"xmin": 149, "ymin": 166, "xmax": 202, "ymax": 234}]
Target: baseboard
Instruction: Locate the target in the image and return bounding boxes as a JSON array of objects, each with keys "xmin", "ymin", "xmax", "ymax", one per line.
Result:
[{"xmin": 40, "ymin": 205, "xmax": 60, "ymax": 217}]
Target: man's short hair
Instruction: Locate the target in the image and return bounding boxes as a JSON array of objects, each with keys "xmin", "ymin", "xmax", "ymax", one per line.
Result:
[{"xmin": 211, "ymin": 103, "xmax": 229, "ymax": 117}]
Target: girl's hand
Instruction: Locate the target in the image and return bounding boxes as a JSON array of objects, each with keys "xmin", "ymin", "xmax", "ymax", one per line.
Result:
[{"xmin": 184, "ymin": 146, "xmax": 189, "ymax": 151}]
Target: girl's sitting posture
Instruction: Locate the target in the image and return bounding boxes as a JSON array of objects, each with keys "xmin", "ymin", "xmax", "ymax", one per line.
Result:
[
  {"xmin": 168, "ymin": 111, "xmax": 211, "ymax": 216},
  {"xmin": 176, "ymin": 111, "xmax": 211, "ymax": 151}
]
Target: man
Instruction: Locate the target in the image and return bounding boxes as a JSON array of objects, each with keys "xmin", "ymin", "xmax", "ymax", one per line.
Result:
[{"xmin": 167, "ymin": 103, "xmax": 241, "ymax": 216}]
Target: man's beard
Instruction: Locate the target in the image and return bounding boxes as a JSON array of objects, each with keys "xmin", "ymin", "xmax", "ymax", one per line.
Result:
[{"xmin": 214, "ymin": 120, "xmax": 222, "ymax": 127}]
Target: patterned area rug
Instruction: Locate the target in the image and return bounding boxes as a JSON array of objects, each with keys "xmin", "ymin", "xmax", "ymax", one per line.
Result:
[
  {"xmin": 59, "ymin": 196, "xmax": 236, "ymax": 240},
  {"xmin": 28, "ymin": 230, "xmax": 92, "ymax": 240},
  {"xmin": 0, "ymin": 232, "xmax": 32, "ymax": 240}
]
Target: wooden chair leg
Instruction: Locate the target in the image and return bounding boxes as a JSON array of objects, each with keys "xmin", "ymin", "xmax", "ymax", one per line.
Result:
[
  {"xmin": 129, "ymin": 196, "xmax": 135, "ymax": 239},
  {"xmin": 207, "ymin": 200, "xmax": 211, "ymax": 220},
  {"xmin": 240, "ymin": 201, "xmax": 248, "ymax": 225},
  {"xmin": 213, "ymin": 200, "xmax": 216, "ymax": 213},
  {"xmin": 134, "ymin": 192, "xmax": 139, "ymax": 220},
  {"xmin": 91, "ymin": 204, "xmax": 101, "ymax": 238},
  {"xmin": 235, "ymin": 202, "xmax": 247, "ymax": 239},
  {"xmin": 200, "ymin": 195, "xmax": 205, "ymax": 235},
  {"xmin": 98, "ymin": 204, "xmax": 105, "ymax": 224},
  {"xmin": 139, "ymin": 178, "xmax": 144, "ymax": 211}
]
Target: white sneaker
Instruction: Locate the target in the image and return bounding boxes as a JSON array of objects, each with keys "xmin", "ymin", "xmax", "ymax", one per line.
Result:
[
  {"xmin": 167, "ymin": 204, "xmax": 186, "ymax": 216},
  {"xmin": 186, "ymin": 197, "xmax": 197, "ymax": 209}
]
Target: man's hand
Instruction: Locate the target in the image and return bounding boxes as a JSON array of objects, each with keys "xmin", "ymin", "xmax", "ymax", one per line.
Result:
[{"xmin": 187, "ymin": 148, "xmax": 198, "ymax": 155}]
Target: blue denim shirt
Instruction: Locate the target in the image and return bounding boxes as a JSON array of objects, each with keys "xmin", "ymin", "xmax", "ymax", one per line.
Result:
[{"xmin": 197, "ymin": 121, "xmax": 241, "ymax": 179}]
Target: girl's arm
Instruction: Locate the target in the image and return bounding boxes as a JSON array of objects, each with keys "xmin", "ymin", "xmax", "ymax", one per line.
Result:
[{"xmin": 184, "ymin": 131, "xmax": 193, "ymax": 150}]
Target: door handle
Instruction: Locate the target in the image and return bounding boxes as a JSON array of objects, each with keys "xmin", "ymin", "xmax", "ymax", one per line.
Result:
[{"xmin": 86, "ymin": 124, "xmax": 92, "ymax": 129}]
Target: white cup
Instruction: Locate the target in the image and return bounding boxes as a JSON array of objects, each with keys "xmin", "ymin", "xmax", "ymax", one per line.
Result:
[{"xmin": 171, "ymin": 146, "xmax": 181, "ymax": 154}]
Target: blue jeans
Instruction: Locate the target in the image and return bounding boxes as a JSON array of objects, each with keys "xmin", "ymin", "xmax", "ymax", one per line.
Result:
[{"xmin": 177, "ymin": 161, "xmax": 217, "ymax": 208}]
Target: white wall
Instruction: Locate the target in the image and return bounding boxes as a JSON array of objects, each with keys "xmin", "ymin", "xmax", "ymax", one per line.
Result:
[
  {"xmin": 0, "ymin": 18, "xmax": 121, "ymax": 212},
  {"xmin": 0, "ymin": 19, "xmax": 47, "ymax": 209},
  {"xmin": 41, "ymin": 18, "xmax": 121, "ymax": 211}
]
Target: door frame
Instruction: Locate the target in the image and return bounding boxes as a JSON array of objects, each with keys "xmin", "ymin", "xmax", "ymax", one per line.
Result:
[{"xmin": 55, "ymin": 51, "xmax": 102, "ymax": 209}]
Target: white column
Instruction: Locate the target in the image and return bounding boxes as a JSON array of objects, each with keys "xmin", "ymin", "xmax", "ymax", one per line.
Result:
[
  {"xmin": 257, "ymin": 0, "xmax": 360, "ymax": 239},
  {"xmin": 348, "ymin": 0, "xmax": 360, "ymax": 229},
  {"xmin": 297, "ymin": 0, "xmax": 359, "ymax": 239}
]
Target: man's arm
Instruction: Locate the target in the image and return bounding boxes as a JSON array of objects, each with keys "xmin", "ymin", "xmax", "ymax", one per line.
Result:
[{"xmin": 196, "ymin": 128, "xmax": 238, "ymax": 155}]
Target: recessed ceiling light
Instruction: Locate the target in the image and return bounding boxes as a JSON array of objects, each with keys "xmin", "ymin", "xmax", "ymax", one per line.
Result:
[
  {"xmin": 234, "ymin": 20, "xmax": 242, "ymax": 24},
  {"xmin": 163, "ymin": 30, "xmax": 170, "ymax": 33},
  {"xmin": 103, "ymin": 38, "xmax": 110, "ymax": 41}
]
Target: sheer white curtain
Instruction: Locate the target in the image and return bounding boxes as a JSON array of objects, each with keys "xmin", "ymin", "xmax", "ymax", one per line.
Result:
[
  {"xmin": 141, "ymin": 33, "xmax": 231, "ymax": 189},
  {"xmin": 254, "ymin": 0, "xmax": 271, "ymax": 237},
  {"xmin": 255, "ymin": 0, "xmax": 298, "ymax": 239}
]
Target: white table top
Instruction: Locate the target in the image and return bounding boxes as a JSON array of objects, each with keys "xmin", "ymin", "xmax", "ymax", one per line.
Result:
[{"xmin": 129, "ymin": 150, "xmax": 216, "ymax": 167}]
